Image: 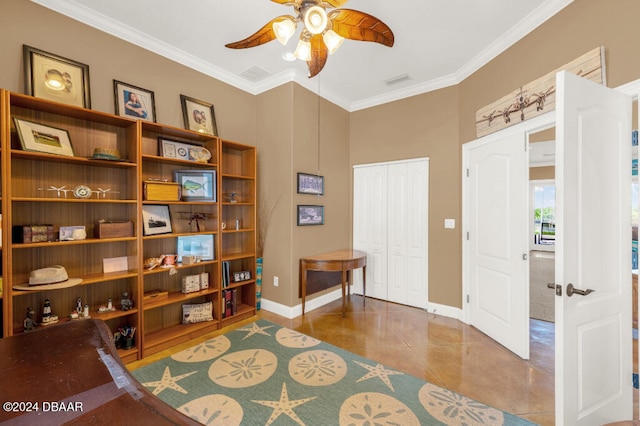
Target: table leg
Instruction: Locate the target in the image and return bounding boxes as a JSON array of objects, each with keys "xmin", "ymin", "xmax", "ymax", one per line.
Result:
[
  {"xmin": 341, "ymin": 268, "xmax": 347, "ymax": 317},
  {"xmin": 301, "ymin": 260, "xmax": 307, "ymax": 315},
  {"xmin": 362, "ymin": 265, "xmax": 366, "ymax": 306}
]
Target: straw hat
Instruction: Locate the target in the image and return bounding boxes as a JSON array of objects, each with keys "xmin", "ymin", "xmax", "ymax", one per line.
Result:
[{"xmin": 13, "ymin": 265, "xmax": 82, "ymax": 291}]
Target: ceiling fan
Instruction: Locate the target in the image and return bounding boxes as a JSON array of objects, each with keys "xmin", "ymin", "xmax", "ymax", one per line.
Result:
[{"xmin": 225, "ymin": 0, "xmax": 394, "ymax": 78}]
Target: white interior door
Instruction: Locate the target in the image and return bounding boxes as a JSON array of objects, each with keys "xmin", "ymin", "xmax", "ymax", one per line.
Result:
[
  {"xmin": 465, "ymin": 132, "xmax": 530, "ymax": 359},
  {"xmin": 387, "ymin": 160, "xmax": 429, "ymax": 308},
  {"xmin": 353, "ymin": 159, "xmax": 429, "ymax": 307},
  {"xmin": 353, "ymin": 164, "xmax": 387, "ymax": 299},
  {"xmin": 555, "ymin": 71, "xmax": 632, "ymax": 424}
]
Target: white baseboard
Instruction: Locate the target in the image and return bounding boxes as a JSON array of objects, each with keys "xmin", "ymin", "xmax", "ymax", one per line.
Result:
[
  {"xmin": 424, "ymin": 302, "xmax": 463, "ymax": 321},
  {"xmin": 260, "ymin": 289, "xmax": 343, "ymax": 319},
  {"xmin": 261, "ymin": 291, "xmax": 463, "ymax": 321}
]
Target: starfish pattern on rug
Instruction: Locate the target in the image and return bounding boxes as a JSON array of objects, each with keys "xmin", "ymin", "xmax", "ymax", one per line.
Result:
[
  {"xmin": 237, "ymin": 322, "xmax": 275, "ymax": 340},
  {"xmin": 141, "ymin": 366, "xmax": 197, "ymax": 396},
  {"xmin": 353, "ymin": 360, "xmax": 404, "ymax": 392},
  {"xmin": 251, "ymin": 382, "xmax": 317, "ymax": 426}
]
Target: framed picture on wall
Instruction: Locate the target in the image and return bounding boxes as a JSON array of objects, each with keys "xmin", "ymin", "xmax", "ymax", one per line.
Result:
[
  {"xmin": 113, "ymin": 80, "xmax": 156, "ymax": 122},
  {"xmin": 297, "ymin": 205, "xmax": 324, "ymax": 226},
  {"xmin": 180, "ymin": 95, "xmax": 218, "ymax": 136},
  {"xmin": 297, "ymin": 172, "xmax": 324, "ymax": 195},
  {"xmin": 23, "ymin": 45, "xmax": 91, "ymax": 108}
]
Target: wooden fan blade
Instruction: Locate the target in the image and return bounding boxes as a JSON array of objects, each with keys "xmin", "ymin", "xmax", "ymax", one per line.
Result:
[
  {"xmin": 225, "ymin": 16, "xmax": 294, "ymax": 49},
  {"xmin": 271, "ymin": 0, "xmax": 300, "ymax": 5},
  {"xmin": 328, "ymin": 9, "xmax": 394, "ymax": 47},
  {"xmin": 323, "ymin": 0, "xmax": 349, "ymax": 7},
  {"xmin": 307, "ymin": 34, "xmax": 328, "ymax": 78}
]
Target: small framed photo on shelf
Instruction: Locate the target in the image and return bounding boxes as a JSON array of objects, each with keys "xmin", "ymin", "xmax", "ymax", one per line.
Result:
[
  {"xmin": 113, "ymin": 80, "xmax": 156, "ymax": 122},
  {"xmin": 142, "ymin": 204, "xmax": 172, "ymax": 235},
  {"xmin": 177, "ymin": 234, "xmax": 214, "ymax": 262},
  {"xmin": 13, "ymin": 118, "xmax": 75, "ymax": 157},
  {"xmin": 158, "ymin": 138, "xmax": 211, "ymax": 163},
  {"xmin": 297, "ymin": 172, "xmax": 324, "ymax": 195},
  {"xmin": 180, "ymin": 95, "xmax": 218, "ymax": 136},
  {"xmin": 233, "ymin": 270, "xmax": 252, "ymax": 283},
  {"xmin": 23, "ymin": 44, "xmax": 91, "ymax": 108},
  {"xmin": 297, "ymin": 205, "xmax": 324, "ymax": 226},
  {"xmin": 175, "ymin": 169, "xmax": 216, "ymax": 202}
]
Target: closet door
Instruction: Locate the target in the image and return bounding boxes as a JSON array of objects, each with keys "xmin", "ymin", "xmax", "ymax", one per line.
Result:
[
  {"xmin": 353, "ymin": 165, "xmax": 388, "ymax": 299},
  {"xmin": 387, "ymin": 160, "xmax": 429, "ymax": 308}
]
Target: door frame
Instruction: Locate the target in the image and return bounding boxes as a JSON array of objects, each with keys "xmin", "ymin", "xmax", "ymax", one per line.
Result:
[
  {"xmin": 463, "ymin": 80, "xmax": 640, "ymax": 341},
  {"xmin": 462, "ymin": 111, "xmax": 555, "ymax": 331}
]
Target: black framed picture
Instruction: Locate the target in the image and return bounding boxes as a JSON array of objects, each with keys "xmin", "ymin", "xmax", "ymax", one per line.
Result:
[
  {"xmin": 23, "ymin": 45, "xmax": 91, "ymax": 108},
  {"xmin": 297, "ymin": 205, "xmax": 324, "ymax": 226},
  {"xmin": 113, "ymin": 80, "xmax": 156, "ymax": 122},
  {"xmin": 142, "ymin": 205, "xmax": 172, "ymax": 235},
  {"xmin": 180, "ymin": 95, "xmax": 218, "ymax": 136},
  {"xmin": 174, "ymin": 169, "xmax": 217, "ymax": 202},
  {"xmin": 297, "ymin": 172, "xmax": 324, "ymax": 195}
]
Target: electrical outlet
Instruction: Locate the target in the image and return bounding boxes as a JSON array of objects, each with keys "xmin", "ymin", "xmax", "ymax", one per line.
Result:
[{"xmin": 273, "ymin": 276, "xmax": 279, "ymax": 287}]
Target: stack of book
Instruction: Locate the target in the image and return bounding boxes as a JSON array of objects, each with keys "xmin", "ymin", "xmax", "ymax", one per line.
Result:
[{"xmin": 222, "ymin": 289, "xmax": 237, "ymax": 318}]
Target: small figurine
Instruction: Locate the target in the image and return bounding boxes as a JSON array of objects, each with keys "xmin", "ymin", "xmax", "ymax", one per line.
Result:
[
  {"xmin": 24, "ymin": 307, "xmax": 36, "ymax": 332},
  {"xmin": 76, "ymin": 297, "xmax": 83, "ymax": 314},
  {"xmin": 120, "ymin": 292, "xmax": 133, "ymax": 311},
  {"xmin": 41, "ymin": 299, "xmax": 58, "ymax": 325},
  {"xmin": 42, "ymin": 298, "xmax": 52, "ymax": 321}
]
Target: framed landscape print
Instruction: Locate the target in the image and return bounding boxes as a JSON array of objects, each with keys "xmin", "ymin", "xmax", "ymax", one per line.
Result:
[
  {"xmin": 13, "ymin": 118, "xmax": 75, "ymax": 157},
  {"xmin": 297, "ymin": 205, "xmax": 324, "ymax": 226},
  {"xmin": 113, "ymin": 80, "xmax": 156, "ymax": 122},
  {"xmin": 180, "ymin": 95, "xmax": 218, "ymax": 136},
  {"xmin": 23, "ymin": 45, "xmax": 91, "ymax": 108},
  {"xmin": 297, "ymin": 172, "xmax": 324, "ymax": 195}
]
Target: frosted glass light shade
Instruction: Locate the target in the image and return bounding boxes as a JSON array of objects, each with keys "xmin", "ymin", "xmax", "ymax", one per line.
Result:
[
  {"xmin": 323, "ymin": 30, "xmax": 344, "ymax": 55},
  {"xmin": 304, "ymin": 6, "xmax": 327, "ymax": 35},
  {"xmin": 273, "ymin": 18, "xmax": 296, "ymax": 45},
  {"xmin": 294, "ymin": 39, "xmax": 312, "ymax": 61}
]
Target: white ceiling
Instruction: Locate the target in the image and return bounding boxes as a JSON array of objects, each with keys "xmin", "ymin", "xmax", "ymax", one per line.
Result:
[{"xmin": 33, "ymin": 0, "xmax": 574, "ymax": 112}]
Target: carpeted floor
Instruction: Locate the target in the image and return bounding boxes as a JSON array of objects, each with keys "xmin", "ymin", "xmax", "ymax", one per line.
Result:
[
  {"xmin": 530, "ymin": 250, "xmax": 555, "ymax": 323},
  {"xmin": 132, "ymin": 320, "xmax": 535, "ymax": 425}
]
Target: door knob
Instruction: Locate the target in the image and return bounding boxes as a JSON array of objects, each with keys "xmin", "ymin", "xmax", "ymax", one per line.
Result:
[{"xmin": 566, "ymin": 283, "xmax": 595, "ymax": 297}]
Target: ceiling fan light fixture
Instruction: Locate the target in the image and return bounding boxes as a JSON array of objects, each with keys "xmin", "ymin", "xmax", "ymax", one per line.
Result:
[
  {"xmin": 303, "ymin": 6, "xmax": 328, "ymax": 35},
  {"xmin": 273, "ymin": 18, "xmax": 296, "ymax": 45},
  {"xmin": 323, "ymin": 30, "xmax": 344, "ymax": 55},
  {"xmin": 294, "ymin": 39, "xmax": 312, "ymax": 61}
]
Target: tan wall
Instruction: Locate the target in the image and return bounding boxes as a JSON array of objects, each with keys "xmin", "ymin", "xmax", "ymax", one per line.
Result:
[
  {"xmin": 2, "ymin": 0, "xmax": 640, "ymax": 310},
  {"xmin": 350, "ymin": 0, "xmax": 640, "ymax": 308},
  {"xmin": 0, "ymin": 0, "xmax": 257, "ymax": 145},
  {"xmin": 350, "ymin": 87, "xmax": 461, "ymax": 306}
]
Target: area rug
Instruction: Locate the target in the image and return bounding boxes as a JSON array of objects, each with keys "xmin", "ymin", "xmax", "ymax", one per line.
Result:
[{"xmin": 132, "ymin": 320, "xmax": 534, "ymax": 425}]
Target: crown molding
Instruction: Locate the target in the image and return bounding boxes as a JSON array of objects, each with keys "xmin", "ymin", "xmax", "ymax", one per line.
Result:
[{"xmin": 32, "ymin": 0, "xmax": 576, "ymax": 112}]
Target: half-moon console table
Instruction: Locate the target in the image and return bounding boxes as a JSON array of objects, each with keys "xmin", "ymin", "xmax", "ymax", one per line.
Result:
[{"xmin": 300, "ymin": 249, "xmax": 367, "ymax": 317}]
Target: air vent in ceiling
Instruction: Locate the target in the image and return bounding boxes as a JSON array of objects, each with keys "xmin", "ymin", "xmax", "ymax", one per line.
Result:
[
  {"xmin": 240, "ymin": 66, "xmax": 271, "ymax": 82},
  {"xmin": 384, "ymin": 73, "xmax": 411, "ymax": 86}
]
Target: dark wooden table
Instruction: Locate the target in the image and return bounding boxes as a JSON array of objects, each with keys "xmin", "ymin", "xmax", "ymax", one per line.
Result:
[
  {"xmin": 300, "ymin": 249, "xmax": 367, "ymax": 316},
  {"xmin": 0, "ymin": 319, "xmax": 199, "ymax": 425}
]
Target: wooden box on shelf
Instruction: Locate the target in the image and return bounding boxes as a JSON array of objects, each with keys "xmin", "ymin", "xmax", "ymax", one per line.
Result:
[{"xmin": 95, "ymin": 220, "xmax": 134, "ymax": 239}]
